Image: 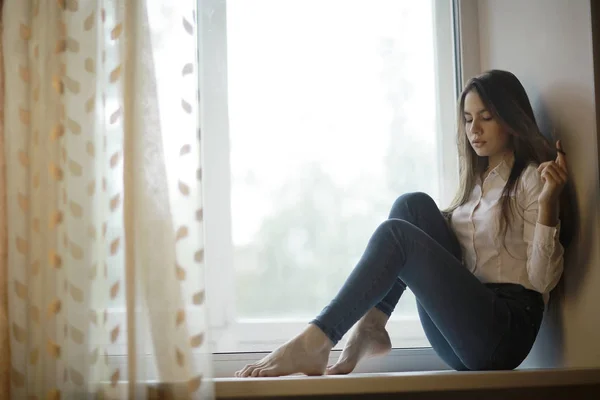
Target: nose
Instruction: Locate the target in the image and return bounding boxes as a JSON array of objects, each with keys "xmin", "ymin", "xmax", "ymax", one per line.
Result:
[{"xmin": 469, "ymin": 119, "xmax": 482, "ymax": 136}]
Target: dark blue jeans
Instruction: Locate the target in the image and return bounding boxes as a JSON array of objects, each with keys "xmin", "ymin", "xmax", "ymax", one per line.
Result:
[{"xmin": 312, "ymin": 192, "xmax": 544, "ymax": 370}]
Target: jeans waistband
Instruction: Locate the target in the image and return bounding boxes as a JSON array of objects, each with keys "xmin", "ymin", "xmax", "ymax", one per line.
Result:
[{"xmin": 485, "ymin": 283, "xmax": 544, "ymax": 308}]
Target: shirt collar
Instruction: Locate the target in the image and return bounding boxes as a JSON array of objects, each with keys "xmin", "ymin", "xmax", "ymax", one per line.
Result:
[
  {"xmin": 479, "ymin": 153, "xmax": 515, "ymax": 183},
  {"xmin": 494, "ymin": 155, "xmax": 514, "ymax": 181}
]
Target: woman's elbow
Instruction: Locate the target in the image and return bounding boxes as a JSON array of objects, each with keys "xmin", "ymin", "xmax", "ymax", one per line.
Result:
[{"xmin": 530, "ymin": 268, "xmax": 563, "ymax": 294}]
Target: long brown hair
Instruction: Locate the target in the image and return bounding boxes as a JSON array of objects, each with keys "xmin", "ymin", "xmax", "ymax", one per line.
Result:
[{"xmin": 444, "ymin": 70, "xmax": 573, "ymax": 247}]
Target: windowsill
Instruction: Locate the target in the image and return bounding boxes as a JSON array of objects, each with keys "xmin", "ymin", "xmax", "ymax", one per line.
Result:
[{"xmin": 215, "ymin": 367, "xmax": 600, "ymax": 398}]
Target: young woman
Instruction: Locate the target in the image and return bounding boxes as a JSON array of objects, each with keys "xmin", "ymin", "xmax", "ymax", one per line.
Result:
[{"xmin": 236, "ymin": 70, "xmax": 570, "ymax": 377}]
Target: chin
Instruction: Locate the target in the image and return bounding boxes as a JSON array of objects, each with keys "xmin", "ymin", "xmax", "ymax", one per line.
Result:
[{"xmin": 472, "ymin": 148, "xmax": 490, "ymax": 157}]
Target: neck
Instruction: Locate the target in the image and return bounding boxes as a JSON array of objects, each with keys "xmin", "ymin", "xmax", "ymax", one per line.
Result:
[{"xmin": 487, "ymin": 150, "xmax": 513, "ymax": 171}]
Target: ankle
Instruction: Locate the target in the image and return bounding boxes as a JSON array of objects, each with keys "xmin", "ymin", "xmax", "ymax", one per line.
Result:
[
  {"xmin": 304, "ymin": 324, "xmax": 334, "ymax": 352},
  {"xmin": 359, "ymin": 308, "xmax": 389, "ymax": 329}
]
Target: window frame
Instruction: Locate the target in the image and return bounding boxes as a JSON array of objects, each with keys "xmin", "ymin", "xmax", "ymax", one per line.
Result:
[{"xmin": 197, "ymin": 0, "xmax": 470, "ymax": 377}]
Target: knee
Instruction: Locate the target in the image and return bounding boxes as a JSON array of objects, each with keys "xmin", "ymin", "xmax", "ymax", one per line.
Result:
[
  {"xmin": 396, "ymin": 192, "xmax": 435, "ymax": 207},
  {"xmin": 390, "ymin": 192, "xmax": 436, "ymax": 217},
  {"xmin": 377, "ymin": 218, "xmax": 412, "ymax": 237}
]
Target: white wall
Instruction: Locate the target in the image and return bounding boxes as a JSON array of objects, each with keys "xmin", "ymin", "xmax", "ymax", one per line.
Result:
[{"xmin": 477, "ymin": 0, "xmax": 600, "ymax": 368}]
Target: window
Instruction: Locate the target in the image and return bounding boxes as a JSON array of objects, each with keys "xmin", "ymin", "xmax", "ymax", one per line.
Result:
[
  {"xmin": 201, "ymin": 0, "xmax": 460, "ymax": 373},
  {"xmin": 98, "ymin": 0, "xmax": 462, "ymax": 381}
]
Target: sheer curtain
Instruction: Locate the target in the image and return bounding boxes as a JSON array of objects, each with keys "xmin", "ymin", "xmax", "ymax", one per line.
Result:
[
  {"xmin": 1, "ymin": 0, "xmax": 212, "ymax": 398},
  {"xmin": 0, "ymin": 1, "xmax": 9, "ymax": 396}
]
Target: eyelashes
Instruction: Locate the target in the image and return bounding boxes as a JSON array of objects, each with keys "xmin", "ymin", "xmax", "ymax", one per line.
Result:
[{"xmin": 464, "ymin": 116, "xmax": 493, "ymax": 123}]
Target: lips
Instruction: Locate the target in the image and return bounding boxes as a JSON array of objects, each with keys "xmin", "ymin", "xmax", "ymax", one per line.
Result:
[{"xmin": 472, "ymin": 141, "xmax": 486, "ymax": 147}]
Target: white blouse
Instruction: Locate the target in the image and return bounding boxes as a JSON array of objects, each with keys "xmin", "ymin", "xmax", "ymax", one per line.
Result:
[{"xmin": 450, "ymin": 159, "xmax": 564, "ymax": 302}]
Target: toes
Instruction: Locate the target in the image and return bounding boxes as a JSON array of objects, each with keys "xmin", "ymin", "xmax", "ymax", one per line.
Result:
[
  {"xmin": 235, "ymin": 366, "xmax": 249, "ymax": 377},
  {"xmin": 325, "ymin": 365, "xmax": 339, "ymax": 375},
  {"xmin": 258, "ymin": 368, "xmax": 278, "ymax": 377},
  {"xmin": 236, "ymin": 365, "xmax": 248, "ymax": 378},
  {"xmin": 326, "ymin": 362, "xmax": 350, "ymax": 375},
  {"xmin": 238, "ymin": 363, "xmax": 257, "ymax": 378}
]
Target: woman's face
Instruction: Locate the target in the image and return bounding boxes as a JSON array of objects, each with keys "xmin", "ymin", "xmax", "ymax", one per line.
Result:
[{"xmin": 463, "ymin": 90, "xmax": 511, "ymax": 160}]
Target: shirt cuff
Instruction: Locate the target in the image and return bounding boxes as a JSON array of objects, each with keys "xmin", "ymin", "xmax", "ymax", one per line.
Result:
[{"xmin": 534, "ymin": 221, "xmax": 560, "ymax": 247}]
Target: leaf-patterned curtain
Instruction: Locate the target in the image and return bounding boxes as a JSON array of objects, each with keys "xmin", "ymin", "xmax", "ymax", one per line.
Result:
[{"xmin": 1, "ymin": 0, "xmax": 212, "ymax": 398}]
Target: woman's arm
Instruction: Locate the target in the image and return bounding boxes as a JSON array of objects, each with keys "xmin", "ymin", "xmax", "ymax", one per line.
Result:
[
  {"xmin": 537, "ymin": 201, "xmax": 559, "ymax": 227},
  {"xmin": 523, "ymin": 141, "xmax": 569, "ymax": 293},
  {"xmin": 522, "ymin": 166, "xmax": 565, "ymax": 294}
]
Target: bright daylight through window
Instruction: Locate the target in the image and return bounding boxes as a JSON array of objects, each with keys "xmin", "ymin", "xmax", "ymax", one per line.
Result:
[{"xmin": 202, "ymin": 0, "xmax": 459, "ymax": 354}]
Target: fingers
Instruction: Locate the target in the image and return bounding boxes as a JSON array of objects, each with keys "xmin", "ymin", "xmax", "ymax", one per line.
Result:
[
  {"xmin": 537, "ymin": 161, "xmax": 566, "ymax": 178},
  {"xmin": 537, "ymin": 161, "xmax": 553, "ymax": 174},
  {"xmin": 539, "ymin": 140, "xmax": 568, "ymax": 181},
  {"xmin": 546, "ymin": 162, "xmax": 568, "ymax": 182},
  {"xmin": 541, "ymin": 165, "xmax": 561, "ymax": 184},
  {"xmin": 540, "ymin": 162, "xmax": 567, "ymax": 186},
  {"xmin": 555, "ymin": 140, "xmax": 568, "ymax": 170}
]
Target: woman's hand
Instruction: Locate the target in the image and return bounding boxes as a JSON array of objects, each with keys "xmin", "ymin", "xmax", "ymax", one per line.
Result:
[
  {"xmin": 536, "ymin": 140, "xmax": 568, "ymax": 227},
  {"xmin": 537, "ymin": 140, "xmax": 568, "ymax": 206}
]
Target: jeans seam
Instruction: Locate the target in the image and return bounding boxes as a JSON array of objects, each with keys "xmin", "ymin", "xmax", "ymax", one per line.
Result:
[{"xmin": 327, "ymin": 254, "xmax": 398, "ymax": 342}]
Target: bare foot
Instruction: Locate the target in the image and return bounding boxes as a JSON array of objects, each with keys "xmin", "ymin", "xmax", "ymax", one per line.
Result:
[
  {"xmin": 326, "ymin": 309, "xmax": 392, "ymax": 375},
  {"xmin": 235, "ymin": 324, "xmax": 333, "ymax": 378}
]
